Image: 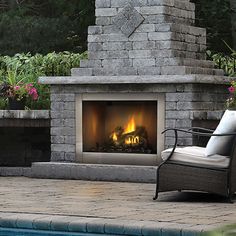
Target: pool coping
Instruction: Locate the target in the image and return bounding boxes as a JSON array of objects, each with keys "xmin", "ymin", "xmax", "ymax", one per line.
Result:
[{"xmin": 0, "ymin": 212, "xmax": 222, "ymax": 236}]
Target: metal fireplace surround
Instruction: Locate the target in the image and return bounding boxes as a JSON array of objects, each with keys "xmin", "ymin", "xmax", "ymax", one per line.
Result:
[{"xmin": 39, "ymin": 0, "xmax": 231, "ymax": 166}]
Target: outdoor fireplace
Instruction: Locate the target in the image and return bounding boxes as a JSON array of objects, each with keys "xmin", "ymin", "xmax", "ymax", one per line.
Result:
[
  {"xmin": 38, "ymin": 0, "xmax": 230, "ymax": 172},
  {"xmin": 76, "ymin": 94, "xmax": 165, "ymax": 165}
]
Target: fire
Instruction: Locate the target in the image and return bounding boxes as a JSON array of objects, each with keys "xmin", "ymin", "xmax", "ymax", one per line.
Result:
[
  {"xmin": 125, "ymin": 136, "xmax": 140, "ymax": 145},
  {"xmin": 123, "ymin": 116, "xmax": 136, "ymax": 134},
  {"xmin": 112, "ymin": 132, "xmax": 118, "ymax": 141}
]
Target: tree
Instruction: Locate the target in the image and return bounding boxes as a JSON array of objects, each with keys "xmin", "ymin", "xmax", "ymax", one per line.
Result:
[
  {"xmin": 193, "ymin": 0, "xmax": 233, "ymax": 53},
  {"xmin": 0, "ymin": 0, "xmax": 95, "ymax": 55}
]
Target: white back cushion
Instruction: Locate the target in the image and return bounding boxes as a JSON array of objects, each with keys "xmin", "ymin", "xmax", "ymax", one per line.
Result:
[{"xmin": 205, "ymin": 110, "xmax": 236, "ymax": 156}]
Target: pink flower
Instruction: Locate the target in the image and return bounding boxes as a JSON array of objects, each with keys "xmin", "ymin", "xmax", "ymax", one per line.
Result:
[
  {"xmin": 28, "ymin": 87, "xmax": 38, "ymax": 100},
  {"xmin": 228, "ymin": 86, "xmax": 235, "ymax": 93},
  {"xmin": 14, "ymin": 85, "xmax": 20, "ymax": 90}
]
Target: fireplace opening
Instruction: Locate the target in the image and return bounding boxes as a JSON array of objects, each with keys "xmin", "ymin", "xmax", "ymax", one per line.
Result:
[{"xmin": 83, "ymin": 101, "xmax": 157, "ymax": 154}]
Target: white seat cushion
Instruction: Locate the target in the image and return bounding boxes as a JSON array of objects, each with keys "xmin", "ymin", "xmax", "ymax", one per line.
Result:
[
  {"xmin": 162, "ymin": 146, "xmax": 230, "ymax": 168},
  {"xmin": 205, "ymin": 110, "xmax": 236, "ymax": 156}
]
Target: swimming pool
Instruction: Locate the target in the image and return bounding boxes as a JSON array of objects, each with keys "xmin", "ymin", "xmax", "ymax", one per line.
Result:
[{"xmin": 0, "ymin": 228, "xmax": 116, "ymax": 236}]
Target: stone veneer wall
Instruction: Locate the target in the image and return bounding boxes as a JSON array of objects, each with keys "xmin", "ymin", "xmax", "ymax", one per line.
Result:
[{"xmin": 50, "ymin": 83, "xmax": 227, "ymax": 162}]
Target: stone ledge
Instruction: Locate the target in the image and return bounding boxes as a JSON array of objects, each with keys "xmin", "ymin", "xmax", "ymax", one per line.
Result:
[
  {"xmin": 0, "ymin": 110, "xmax": 50, "ymax": 119},
  {"xmin": 0, "ymin": 212, "xmax": 216, "ymax": 236},
  {"xmin": 31, "ymin": 162, "xmax": 156, "ymax": 183},
  {"xmin": 39, "ymin": 75, "xmax": 234, "ymax": 85}
]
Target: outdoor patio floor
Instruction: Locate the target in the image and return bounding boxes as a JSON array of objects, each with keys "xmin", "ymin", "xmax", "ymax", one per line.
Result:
[{"xmin": 0, "ymin": 177, "xmax": 235, "ymax": 235}]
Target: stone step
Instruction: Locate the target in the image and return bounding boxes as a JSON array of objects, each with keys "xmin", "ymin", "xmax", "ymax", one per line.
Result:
[
  {"xmin": 31, "ymin": 162, "xmax": 156, "ymax": 183},
  {"xmin": 71, "ymin": 65, "xmax": 224, "ymax": 76},
  {"xmin": 160, "ymin": 66, "xmax": 224, "ymax": 75}
]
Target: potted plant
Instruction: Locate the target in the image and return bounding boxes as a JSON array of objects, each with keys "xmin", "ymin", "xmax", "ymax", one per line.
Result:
[{"xmin": 0, "ymin": 67, "xmax": 38, "ymax": 110}]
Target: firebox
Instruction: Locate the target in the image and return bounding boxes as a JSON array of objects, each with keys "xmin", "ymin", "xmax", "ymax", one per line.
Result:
[{"xmin": 76, "ymin": 94, "xmax": 165, "ymax": 165}]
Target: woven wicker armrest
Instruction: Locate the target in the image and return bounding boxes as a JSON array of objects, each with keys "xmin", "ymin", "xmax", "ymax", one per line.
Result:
[{"xmin": 160, "ymin": 128, "xmax": 236, "ymax": 164}]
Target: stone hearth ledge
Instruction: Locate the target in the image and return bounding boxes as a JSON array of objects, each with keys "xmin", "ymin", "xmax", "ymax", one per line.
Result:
[
  {"xmin": 0, "ymin": 110, "xmax": 50, "ymax": 119},
  {"xmin": 38, "ymin": 75, "xmax": 233, "ymax": 85}
]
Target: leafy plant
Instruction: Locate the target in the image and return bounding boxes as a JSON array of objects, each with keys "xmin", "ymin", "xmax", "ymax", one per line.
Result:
[
  {"xmin": 207, "ymin": 50, "xmax": 236, "ymax": 77},
  {"xmin": 0, "ymin": 51, "xmax": 87, "ymax": 109}
]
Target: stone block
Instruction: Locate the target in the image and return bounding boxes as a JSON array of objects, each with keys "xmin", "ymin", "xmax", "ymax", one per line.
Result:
[
  {"xmin": 88, "ymin": 43, "xmax": 103, "ymax": 51},
  {"xmin": 96, "ymin": 0, "xmax": 111, "ymax": 8},
  {"xmin": 113, "ymin": 4, "xmax": 145, "ymax": 37},
  {"xmin": 51, "ymin": 135, "xmax": 65, "ymax": 144},
  {"xmin": 50, "ymin": 94, "xmax": 75, "ymax": 102},
  {"xmin": 96, "ymin": 8, "xmax": 117, "ymax": 17},
  {"xmin": 96, "ymin": 16, "xmax": 112, "ymax": 25},
  {"xmin": 106, "ymin": 50, "xmax": 129, "ymax": 59},
  {"xmin": 140, "ymin": 6, "xmax": 164, "ymax": 15},
  {"xmin": 64, "ymin": 135, "xmax": 76, "ymax": 144},
  {"xmin": 64, "ymin": 119, "xmax": 75, "ymax": 127},
  {"xmin": 148, "ymin": 32, "xmax": 172, "ymax": 41},
  {"xmin": 88, "ymin": 26, "xmax": 103, "ymax": 35},
  {"xmin": 65, "ymin": 152, "xmax": 76, "ymax": 162},
  {"xmin": 102, "ymin": 59, "xmax": 133, "ymax": 68},
  {"xmin": 111, "ymin": 0, "xmax": 147, "ymax": 7},
  {"xmin": 129, "ymin": 50, "xmax": 151, "ymax": 58},
  {"xmin": 88, "ymin": 51, "xmax": 107, "ymax": 60},
  {"xmin": 102, "ymin": 25, "xmax": 120, "ymax": 34},
  {"xmin": 166, "ymin": 102, "xmax": 176, "ymax": 110},
  {"xmin": 79, "ymin": 59, "xmax": 102, "ymax": 68},
  {"xmin": 133, "ymin": 41, "xmax": 156, "ymax": 50},
  {"xmin": 137, "ymin": 66, "xmax": 161, "ymax": 75},
  {"xmin": 103, "ymin": 41, "xmax": 132, "ymax": 50},
  {"xmin": 51, "ymin": 102, "xmax": 65, "ymax": 111},
  {"xmin": 104, "ymin": 221, "xmax": 125, "ymax": 235},
  {"xmin": 51, "ymin": 111, "xmax": 75, "ymax": 119},
  {"xmin": 166, "ymin": 93, "xmax": 193, "ymax": 102},
  {"xmin": 133, "ymin": 58, "xmax": 155, "ymax": 67},
  {"xmin": 51, "ymin": 127, "xmax": 75, "ymax": 136},
  {"xmin": 166, "ymin": 110, "xmax": 190, "ymax": 119},
  {"xmin": 51, "ymin": 144, "xmax": 75, "ymax": 153},
  {"xmin": 129, "ymin": 32, "xmax": 148, "ymax": 41},
  {"xmin": 136, "ymin": 24, "xmax": 155, "ymax": 33}
]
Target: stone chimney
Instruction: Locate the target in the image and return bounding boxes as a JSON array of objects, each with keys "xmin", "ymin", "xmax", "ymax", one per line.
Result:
[{"xmin": 72, "ymin": 0, "xmax": 224, "ymax": 77}]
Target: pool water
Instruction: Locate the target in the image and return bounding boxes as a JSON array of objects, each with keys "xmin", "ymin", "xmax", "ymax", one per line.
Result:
[{"xmin": 0, "ymin": 228, "xmax": 115, "ymax": 236}]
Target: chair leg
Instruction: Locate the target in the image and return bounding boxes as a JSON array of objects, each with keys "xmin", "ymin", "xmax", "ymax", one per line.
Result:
[
  {"xmin": 153, "ymin": 167, "xmax": 160, "ymax": 200},
  {"xmin": 153, "ymin": 186, "xmax": 159, "ymax": 200}
]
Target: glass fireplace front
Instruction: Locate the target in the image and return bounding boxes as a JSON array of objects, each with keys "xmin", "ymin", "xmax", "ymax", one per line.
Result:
[{"xmin": 83, "ymin": 101, "xmax": 157, "ymax": 154}]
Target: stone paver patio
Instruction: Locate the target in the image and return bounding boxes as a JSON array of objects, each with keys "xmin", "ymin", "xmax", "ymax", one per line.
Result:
[{"xmin": 0, "ymin": 177, "xmax": 235, "ymax": 235}]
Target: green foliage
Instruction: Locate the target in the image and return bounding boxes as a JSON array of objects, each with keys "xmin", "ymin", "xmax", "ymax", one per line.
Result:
[
  {"xmin": 0, "ymin": 0, "xmax": 95, "ymax": 55},
  {"xmin": 0, "ymin": 51, "xmax": 87, "ymax": 109},
  {"xmin": 207, "ymin": 50, "xmax": 236, "ymax": 77},
  {"xmin": 194, "ymin": 0, "xmax": 233, "ymax": 52}
]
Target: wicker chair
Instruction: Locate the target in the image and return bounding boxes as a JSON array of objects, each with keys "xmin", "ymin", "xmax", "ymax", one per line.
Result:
[{"xmin": 153, "ymin": 127, "xmax": 236, "ymax": 202}]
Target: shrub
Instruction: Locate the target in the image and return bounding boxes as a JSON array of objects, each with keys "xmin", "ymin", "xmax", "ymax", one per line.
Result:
[
  {"xmin": 0, "ymin": 51, "xmax": 87, "ymax": 109},
  {"xmin": 207, "ymin": 51, "xmax": 236, "ymax": 77}
]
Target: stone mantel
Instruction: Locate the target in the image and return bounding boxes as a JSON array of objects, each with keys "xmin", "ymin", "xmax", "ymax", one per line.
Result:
[{"xmin": 39, "ymin": 75, "xmax": 234, "ymax": 85}]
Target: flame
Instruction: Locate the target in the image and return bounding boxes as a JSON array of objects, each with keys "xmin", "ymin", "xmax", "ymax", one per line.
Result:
[
  {"xmin": 123, "ymin": 116, "xmax": 136, "ymax": 134},
  {"xmin": 112, "ymin": 132, "xmax": 118, "ymax": 141},
  {"xmin": 125, "ymin": 136, "xmax": 140, "ymax": 145}
]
